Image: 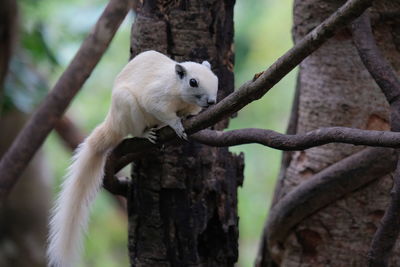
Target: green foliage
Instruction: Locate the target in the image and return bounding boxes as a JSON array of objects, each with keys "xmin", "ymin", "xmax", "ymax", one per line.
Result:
[
  {"xmin": 13, "ymin": 0, "xmax": 295, "ymax": 266},
  {"xmin": 1, "ymin": 0, "xmax": 58, "ymax": 115},
  {"xmin": 2, "ymin": 53, "xmax": 49, "ymax": 114},
  {"xmin": 21, "ymin": 23, "xmax": 59, "ymax": 66}
]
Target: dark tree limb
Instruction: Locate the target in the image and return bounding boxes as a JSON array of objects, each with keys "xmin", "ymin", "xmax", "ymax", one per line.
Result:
[
  {"xmin": 191, "ymin": 127, "xmax": 400, "ymax": 150},
  {"xmin": 104, "ymin": 0, "xmax": 373, "ymax": 179},
  {"xmin": 102, "ymin": 151, "xmax": 129, "ymax": 197},
  {"xmin": 352, "ymin": 11, "xmax": 400, "ymax": 267},
  {"xmin": 104, "ymin": 124, "xmax": 400, "ymax": 194},
  {"xmin": 351, "ymin": 13, "xmax": 400, "ymax": 106},
  {"xmin": 105, "ymin": 121, "xmax": 400, "ymax": 202},
  {"xmin": 266, "ymin": 147, "xmax": 397, "ymax": 259},
  {"xmin": 0, "ymin": 0, "xmax": 131, "ymax": 202}
]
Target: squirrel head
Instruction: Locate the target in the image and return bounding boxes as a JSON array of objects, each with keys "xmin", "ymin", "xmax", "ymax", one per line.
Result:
[{"xmin": 175, "ymin": 61, "xmax": 218, "ymax": 108}]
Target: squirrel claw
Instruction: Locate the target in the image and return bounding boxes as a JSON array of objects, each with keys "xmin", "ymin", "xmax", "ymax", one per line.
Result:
[
  {"xmin": 143, "ymin": 128, "xmax": 158, "ymax": 144},
  {"xmin": 175, "ymin": 130, "xmax": 188, "ymax": 141},
  {"xmin": 181, "ymin": 132, "xmax": 188, "ymax": 141}
]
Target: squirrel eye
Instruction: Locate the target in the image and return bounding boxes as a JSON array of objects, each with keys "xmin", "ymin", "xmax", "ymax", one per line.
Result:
[{"xmin": 189, "ymin": 78, "xmax": 198, "ymax": 87}]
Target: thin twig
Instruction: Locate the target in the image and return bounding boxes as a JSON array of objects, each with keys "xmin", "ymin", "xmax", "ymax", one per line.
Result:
[
  {"xmin": 0, "ymin": 0, "xmax": 131, "ymax": 201},
  {"xmin": 105, "ymin": 0, "xmax": 373, "ymax": 178},
  {"xmin": 352, "ymin": 11, "xmax": 400, "ymax": 267},
  {"xmin": 265, "ymin": 147, "xmax": 397, "ymax": 259},
  {"xmin": 191, "ymin": 127, "xmax": 400, "ymax": 150}
]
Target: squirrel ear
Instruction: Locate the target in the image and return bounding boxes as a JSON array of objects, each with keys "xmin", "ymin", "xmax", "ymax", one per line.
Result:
[
  {"xmin": 175, "ymin": 64, "xmax": 186, "ymax": 79},
  {"xmin": 202, "ymin": 61, "xmax": 211, "ymax": 69}
]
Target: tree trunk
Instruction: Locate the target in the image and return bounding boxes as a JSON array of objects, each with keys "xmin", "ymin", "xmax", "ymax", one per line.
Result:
[
  {"xmin": 259, "ymin": 0, "xmax": 400, "ymax": 266},
  {"xmin": 127, "ymin": 1, "xmax": 244, "ymax": 266}
]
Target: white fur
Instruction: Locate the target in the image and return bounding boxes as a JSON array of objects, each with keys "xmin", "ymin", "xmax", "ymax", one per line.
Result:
[
  {"xmin": 47, "ymin": 50, "xmax": 218, "ymax": 267},
  {"xmin": 201, "ymin": 60, "xmax": 211, "ymax": 69}
]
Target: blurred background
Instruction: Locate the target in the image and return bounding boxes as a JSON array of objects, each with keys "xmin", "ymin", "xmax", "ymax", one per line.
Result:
[{"xmin": 1, "ymin": 0, "xmax": 295, "ymax": 266}]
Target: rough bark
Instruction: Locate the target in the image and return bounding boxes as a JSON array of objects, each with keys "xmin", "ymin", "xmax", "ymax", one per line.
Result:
[
  {"xmin": 127, "ymin": 1, "xmax": 244, "ymax": 266},
  {"xmin": 260, "ymin": 0, "xmax": 400, "ymax": 266}
]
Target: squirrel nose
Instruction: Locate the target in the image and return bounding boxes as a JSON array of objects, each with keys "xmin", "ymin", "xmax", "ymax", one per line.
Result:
[{"xmin": 207, "ymin": 99, "xmax": 216, "ymax": 105}]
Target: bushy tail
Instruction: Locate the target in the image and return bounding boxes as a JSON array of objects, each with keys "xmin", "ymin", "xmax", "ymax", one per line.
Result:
[{"xmin": 47, "ymin": 123, "xmax": 121, "ymax": 267}]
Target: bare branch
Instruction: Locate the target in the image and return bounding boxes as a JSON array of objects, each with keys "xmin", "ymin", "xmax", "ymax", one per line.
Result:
[
  {"xmin": 103, "ymin": 139, "xmax": 159, "ymax": 194},
  {"xmin": 103, "ymin": 151, "xmax": 129, "ymax": 197},
  {"xmin": 266, "ymin": 147, "xmax": 397, "ymax": 257},
  {"xmin": 106, "ymin": 0, "xmax": 373, "ymax": 176},
  {"xmin": 352, "ymin": 11, "xmax": 400, "ymax": 266},
  {"xmin": 191, "ymin": 127, "xmax": 400, "ymax": 150},
  {"xmin": 351, "ymin": 12, "xmax": 400, "ymax": 107},
  {"xmin": 0, "ymin": 0, "xmax": 131, "ymax": 201}
]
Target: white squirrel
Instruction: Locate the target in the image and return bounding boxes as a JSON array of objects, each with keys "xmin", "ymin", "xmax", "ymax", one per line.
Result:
[{"xmin": 47, "ymin": 50, "xmax": 218, "ymax": 267}]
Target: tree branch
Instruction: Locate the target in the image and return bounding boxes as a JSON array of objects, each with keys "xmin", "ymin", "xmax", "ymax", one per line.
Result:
[
  {"xmin": 191, "ymin": 127, "xmax": 400, "ymax": 150},
  {"xmin": 0, "ymin": 0, "xmax": 131, "ymax": 201},
  {"xmin": 266, "ymin": 147, "xmax": 397, "ymax": 260},
  {"xmin": 103, "ymin": 151, "xmax": 129, "ymax": 197},
  {"xmin": 105, "ymin": 0, "xmax": 373, "ymax": 178},
  {"xmin": 352, "ymin": 11, "xmax": 400, "ymax": 267},
  {"xmin": 351, "ymin": 13, "xmax": 400, "ymax": 106},
  {"xmin": 184, "ymin": 0, "xmax": 373, "ymax": 135}
]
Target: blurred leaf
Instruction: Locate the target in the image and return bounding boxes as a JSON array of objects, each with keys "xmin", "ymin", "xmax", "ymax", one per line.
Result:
[
  {"xmin": 21, "ymin": 22, "xmax": 59, "ymax": 66},
  {"xmin": 2, "ymin": 52, "xmax": 49, "ymax": 113}
]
